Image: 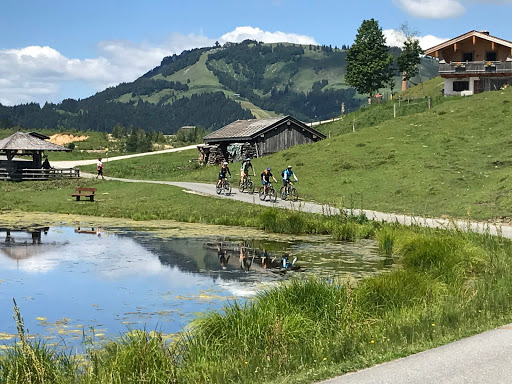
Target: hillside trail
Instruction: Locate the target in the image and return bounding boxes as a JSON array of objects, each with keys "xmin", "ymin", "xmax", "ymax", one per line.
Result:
[
  {"xmin": 51, "ymin": 144, "xmax": 198, "ymax": 168},
  {"xmin": 80, "ymin": 172, "xmax": 512, "ymax": 240}
]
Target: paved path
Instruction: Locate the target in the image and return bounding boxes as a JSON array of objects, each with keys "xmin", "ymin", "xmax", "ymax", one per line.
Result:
[
  {"xmin": 317, "ymin": 324, "xmax": 512, "ymax": 384},
  {"xmin": 51, "ymin": 144, "xmax": 198, "ymax": 168}
]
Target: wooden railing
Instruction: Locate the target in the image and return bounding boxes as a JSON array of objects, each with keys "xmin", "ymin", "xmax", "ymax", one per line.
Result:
[
  {"xmin": 439, "ymin": 61, "xmax": 512, "ymax": 75},
  {"xmin": 0, "ymin": 167, "xmax": 80, "ymax": 181}
]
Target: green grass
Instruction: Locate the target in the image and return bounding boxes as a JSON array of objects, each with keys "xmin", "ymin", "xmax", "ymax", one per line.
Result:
[
  {"xmin": 3, "ymin": 225, "xmax": 512, "ymax": 383},
  {"xmin": 95, "ymin": 85, "xmax": 512, "ymax": 221}
]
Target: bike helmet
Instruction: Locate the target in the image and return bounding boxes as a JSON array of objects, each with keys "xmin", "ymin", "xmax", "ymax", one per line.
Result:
[
  {"xmin": 287, "ymin": 165, "xmax": 292, "ymax": 169},
  {"xmin": 246, "ymin": 158, "xmax": 251, "ymax": 161},
  {"xmin": 267, "ymin": 167, "xmax": 271, "ymax": 171},
  {"xmin": 223, "ymin": 161, "xmax": 228, "ymax": 165}
]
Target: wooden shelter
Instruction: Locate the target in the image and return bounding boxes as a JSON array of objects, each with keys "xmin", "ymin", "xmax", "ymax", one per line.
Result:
[
  {"xmin": 201, "ymin": 116, "xmax": 326, "ymax": 164},
  {"xmin": 0, "ymin": 132, "xmax": 79, "ymax": 181},
  {"xmin": 425, "ymin": 30, "xmax": 512, "ymax": 95}
]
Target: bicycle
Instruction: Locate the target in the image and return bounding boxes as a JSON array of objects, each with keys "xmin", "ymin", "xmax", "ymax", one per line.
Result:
[
  {"xmin": 259, "ymin": 182, "xmax": 277, "ymax": 202},
  {"xmin": 238, "ymin": 175, "xmax": 255, "ymax": 194},
  {"xmin": 280, "ymin": 181, "xmax": 299, "ymax": 201},
  {"xmin": 216, "ymin": 178, "xmax": 232, "ymax": 195}
]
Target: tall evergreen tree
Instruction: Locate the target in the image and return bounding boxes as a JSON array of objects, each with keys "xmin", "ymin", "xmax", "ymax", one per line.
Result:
[{"xmin": 345, "ymin": 19, "xmax": 393, "ymax": 97}]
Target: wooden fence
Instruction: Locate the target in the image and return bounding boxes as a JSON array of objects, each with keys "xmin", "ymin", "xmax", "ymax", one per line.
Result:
[{"xmin": 0, "ymin": 167, "xmax": 80, "ymax": 181}]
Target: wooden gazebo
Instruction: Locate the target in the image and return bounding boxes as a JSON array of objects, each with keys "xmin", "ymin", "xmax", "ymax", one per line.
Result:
[{"xmin": 0, "ymin": 132, "xmax": 79, "ymax": 181}]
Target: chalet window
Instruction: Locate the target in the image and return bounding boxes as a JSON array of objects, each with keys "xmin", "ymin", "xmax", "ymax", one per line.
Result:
[
  {"xmin": 486, "ymin": 51, "xmax": 497, "ymax": 61},
  {"xmin": 453, "ymin": 81, "xmax": 469, "ymax": 92},
  {"xmin": 463, "ymin": 52, "xmax": 473, "ymax": 62}
]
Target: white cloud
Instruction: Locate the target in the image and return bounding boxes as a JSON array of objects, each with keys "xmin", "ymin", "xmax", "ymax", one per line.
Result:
[
  {"xmin": 383, "ymin": 29, "xmax": 448, "ymax": 50},
  {"xmin": 393, "ymin": 0, "xmax": 466, "ymax": 18},
  {"xmin": 0, "ymin": 27, "xmax": 318, "ymax": 106},
  {"xmin": 219, "ymin": 26, "xmax": 317, "ymax": 45},
  {"xmin": 394, "ymin": 0, "xmax": 512, "ymax": 18}
]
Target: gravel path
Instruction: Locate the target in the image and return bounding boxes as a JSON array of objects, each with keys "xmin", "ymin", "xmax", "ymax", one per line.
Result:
[{"xmin": 51, "ymin": 144, "xmax": 198, "ymax": 168}]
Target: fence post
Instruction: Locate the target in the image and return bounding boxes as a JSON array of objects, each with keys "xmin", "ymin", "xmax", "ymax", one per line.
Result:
[
  {"xmin": 393, "ymin": 103, "xmax": 396, "ymax": 118},
  {"xmin": 428, "ymin": 96, "xmax": 431, "ymax": 110},
  {"xmin": 352, "ymin": 119, "xmax": 355, "ymax": 132}
]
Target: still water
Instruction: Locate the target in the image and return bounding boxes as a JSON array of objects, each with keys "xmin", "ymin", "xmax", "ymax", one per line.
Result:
[{"xmin": 0, "ymin": 226, "xmax": 391, "ymax": 348}]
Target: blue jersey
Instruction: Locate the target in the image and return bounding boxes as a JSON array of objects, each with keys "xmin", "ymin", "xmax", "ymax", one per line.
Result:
[{"xmin": 282, "ymin": 169, "xmax": 295, "ymax": 180}]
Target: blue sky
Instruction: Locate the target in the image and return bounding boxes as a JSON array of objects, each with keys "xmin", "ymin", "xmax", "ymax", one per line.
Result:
[{"xmin": 1, "ymin": 0, "xmax": 511, "ymax": 106}]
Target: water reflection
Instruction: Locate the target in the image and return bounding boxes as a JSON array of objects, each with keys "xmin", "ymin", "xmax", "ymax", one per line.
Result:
[{"xmin": 0, "ymin": 226, "xmax": 392, "ymax": 348}]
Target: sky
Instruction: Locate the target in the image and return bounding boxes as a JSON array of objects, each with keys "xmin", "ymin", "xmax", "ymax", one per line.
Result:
[{"xmin": 1, "ymin": 0, "xmax": 511, "ymax": 106}]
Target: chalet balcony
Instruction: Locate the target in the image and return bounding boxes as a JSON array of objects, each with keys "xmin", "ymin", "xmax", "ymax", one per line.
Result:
[{"xmin": 439, "ymin": 61, "xmax": 512, "ymax": 75}]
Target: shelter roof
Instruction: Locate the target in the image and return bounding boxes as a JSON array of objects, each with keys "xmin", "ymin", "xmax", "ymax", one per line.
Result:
[
  {"xmin": 204, "ymin": 116, "xmax": 325, "ymax": 142},
  {"xmin": 425, "ymin": 30, "xmax": 512, "ymax": 57},
  {"xmin": 0, "ymin": 132, "xmax": 70, "ymax": 152}
]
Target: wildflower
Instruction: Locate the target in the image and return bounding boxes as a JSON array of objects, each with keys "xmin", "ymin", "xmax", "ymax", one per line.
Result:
[
  {"xmin": 244, "ymin": 361, "xmax": 248, "ymax": 365},
  {"xmin": 370, "ymin": 339, "xmax": 375, "ymax": 344},
  {"xmin": 431, "ymin": 323, "xmax": 435, "ymax": 327},
  {"xmin": 323, "ymin": 357, "xmax": 327, "ymax": 361}
]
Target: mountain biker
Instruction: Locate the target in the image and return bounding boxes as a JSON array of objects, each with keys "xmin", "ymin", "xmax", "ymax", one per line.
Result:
[
  {"xmin": 240, "ymin": 158, "xmax": 255, "ymax": 185},
  {"xmin": 217, "ymin": 161, "xmax": 231, "ymax": 188},
  {"xmin": 261, "ymin": 167, "xmax": 277, "ymax": 195},
  {"xmin": 282, "ymin": 165, "xmax": 298, "ymax": 190}
]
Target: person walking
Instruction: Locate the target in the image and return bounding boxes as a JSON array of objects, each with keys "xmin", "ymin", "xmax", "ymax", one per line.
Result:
[{"xmin": 96, "ymin": 158, "xmax": 104, "ymax": 179}]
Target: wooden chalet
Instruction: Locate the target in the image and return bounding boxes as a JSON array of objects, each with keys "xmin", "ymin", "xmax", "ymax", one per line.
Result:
[
  {"xmin": 200, "ymin": 116, "xmax": 326, "ymax": 164},
  {"xmin": 0, "ymin": 132, "xmax": 79, "ymax": 181},
  {"xmin": 425, "ymin": 30, "xmax": 512, "ymax": 95}
]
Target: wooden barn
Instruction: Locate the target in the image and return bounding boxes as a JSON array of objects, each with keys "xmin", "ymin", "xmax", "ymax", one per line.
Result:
[{"xmin": 200, "ymin": 116, "xmax": 326, "ymax": 164}]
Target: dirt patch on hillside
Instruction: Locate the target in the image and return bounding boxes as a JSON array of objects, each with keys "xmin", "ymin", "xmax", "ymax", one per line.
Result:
[{"xmin": 49, "ymin": 134, "xmax": 89, "ymax": 145}]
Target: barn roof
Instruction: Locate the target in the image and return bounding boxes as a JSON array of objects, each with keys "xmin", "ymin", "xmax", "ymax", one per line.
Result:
[
  {"xmin": 0, "ymin": 132, "xmax": 70, "ymax": 152},
  {"xmin": 204, "ymin": 116, "xmax": 326, "ymax": 142}
]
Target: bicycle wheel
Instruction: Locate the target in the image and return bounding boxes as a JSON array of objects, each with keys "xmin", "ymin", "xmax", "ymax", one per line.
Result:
[
  {"xmin": 289, "ymin": 187, "xmax": 299, "ymax": 201},
  {"xmin": 247, "ymin": 180, "xmax": 255, "ymax": 194},
  {"xmin": 224, "ymin": 181, "xmax": 232, "ymax": 195},
  {"xmin": 238, "ymin": 180, "xmax": 244, "ymax": 193},
  {"xmin": 216, "ymin": 183, "xmax": 222, "ymax": 194},
  {"xmin": 280, "ymin": 186, "xmax": 287, "ymax": 200},
  {"xmin": 269, "ymin": 187, "xmax": 277, "ymax": 202},
  {"xmin": 258, "ymin": 186, "xmax": 266, "ymax": 201}
]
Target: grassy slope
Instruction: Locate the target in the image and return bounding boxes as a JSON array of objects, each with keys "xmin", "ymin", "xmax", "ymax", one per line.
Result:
[{"xmin": 91, "ymin": 86, "xmax": 512, "ymax": 221}]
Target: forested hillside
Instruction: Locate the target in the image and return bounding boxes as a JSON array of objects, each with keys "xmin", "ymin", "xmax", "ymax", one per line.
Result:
[{"xmin": 0, "ymin": 40, "xmax": 438, "ymax": 134}]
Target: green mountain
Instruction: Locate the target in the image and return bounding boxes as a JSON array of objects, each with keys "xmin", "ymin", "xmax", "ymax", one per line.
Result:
[{"xmin": 0, "ymin": 40, "xmax": 438, "ymax": 134}]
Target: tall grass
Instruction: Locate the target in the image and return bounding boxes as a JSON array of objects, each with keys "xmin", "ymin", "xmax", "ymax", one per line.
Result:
[{"xmin": 3, "ymin": 225, "xmax": 512, "ymax": 383}]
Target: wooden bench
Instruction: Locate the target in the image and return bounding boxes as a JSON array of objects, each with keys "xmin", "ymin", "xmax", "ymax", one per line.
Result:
[{"xmin": 71, "ymin": 187, "xmax": 97, "ymax": 201}]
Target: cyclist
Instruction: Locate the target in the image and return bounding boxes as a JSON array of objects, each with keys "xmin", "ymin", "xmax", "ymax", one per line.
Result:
[
  {"xmin": 240, "ymin": 158, "xmax": 255, "ymax": 185},
  {"xmin": 282, "ymin": 165, "xmax": 298, "ymax": 191},
  {"xmin": 261, "ymin": 167, "xmax": 277, "ymax": 195},
  {"xmin": 217, "ymin": 161, "xmax": 231, "ymax": 188}
]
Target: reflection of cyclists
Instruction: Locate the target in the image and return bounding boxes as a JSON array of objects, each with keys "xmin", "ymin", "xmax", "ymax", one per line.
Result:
[
  {"xmin": 216, "ymin": 162, "xmax": 231, "ymax": 188},
  {"xmin": 282, "ymin": 165, "xmax": 298, "ymax": 188},
  {"xmin": 240, "ymin": 246, "xmax": 252, "ymax": 272},
  {"xmin": 240, "ymin": 158, "xmax": 255, "ymax": 184},
  {"xmin": 217, "ymin": 244, "xmax": 230, "ymax": 270},
  {"xmin": 261, "ymin": 167, "xmax": 277, "ymax": 195}
]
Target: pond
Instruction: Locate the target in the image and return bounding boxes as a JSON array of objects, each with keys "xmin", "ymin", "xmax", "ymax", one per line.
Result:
[{"xmin": 0, "ymin": 225, "xmax": 392, "ymax": 349}]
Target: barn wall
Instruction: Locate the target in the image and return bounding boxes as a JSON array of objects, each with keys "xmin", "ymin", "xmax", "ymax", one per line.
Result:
[{"xmin": 256, "ymin": 122, "xmax": 320, "ymax": 156}]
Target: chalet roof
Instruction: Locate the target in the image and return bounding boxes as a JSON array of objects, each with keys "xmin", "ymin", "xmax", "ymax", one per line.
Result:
[
  {"xmin": 425, "ymin": 30, "xmax": 512, "ymax": 57},
  {"xmin": 0, "ymin": 132, "xmax": 70, "ymax": 152},
  {"xmin": 204, "ymin": 116, "xmax": 325, "ymax": 142}
]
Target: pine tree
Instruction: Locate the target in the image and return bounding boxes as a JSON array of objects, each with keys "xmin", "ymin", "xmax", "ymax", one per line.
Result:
[{"xmin": 345, "ymin": 19, "xmax": 393, "ymax": 97}]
